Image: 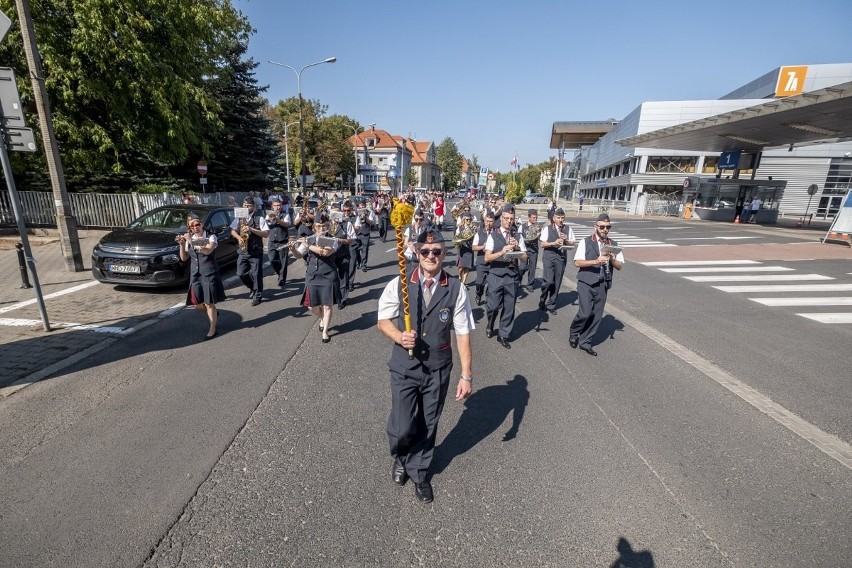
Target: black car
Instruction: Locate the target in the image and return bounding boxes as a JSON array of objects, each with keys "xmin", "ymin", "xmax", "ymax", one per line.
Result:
[{"xmin": 92, "ymin": 205, "xmax": 239, "ymax": 287}]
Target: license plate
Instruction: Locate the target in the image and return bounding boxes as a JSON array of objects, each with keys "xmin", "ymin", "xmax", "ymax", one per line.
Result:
[{"xmin": 107, "ymin": 264, "xmax": 141, "ymax": 274}]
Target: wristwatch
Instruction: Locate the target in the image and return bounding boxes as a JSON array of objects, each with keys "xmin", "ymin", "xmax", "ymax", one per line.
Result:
[{"xmin": 459, "ymin": 375, "xmax": 473, "ymax": 382}]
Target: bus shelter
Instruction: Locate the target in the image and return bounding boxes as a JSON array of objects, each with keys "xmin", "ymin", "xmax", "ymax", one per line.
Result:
[{"xmin": 682, "ymin": 176, "xmax": 786, "ymax": 222}]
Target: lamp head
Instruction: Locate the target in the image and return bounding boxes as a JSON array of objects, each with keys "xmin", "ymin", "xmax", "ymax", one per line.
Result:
[{"xmin": 325, "ymin": 57, "xmax": 337, "ymax": 63}]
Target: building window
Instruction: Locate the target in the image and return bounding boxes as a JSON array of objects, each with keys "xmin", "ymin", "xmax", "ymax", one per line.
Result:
[
  {"xmin": 824, "ymin": 159, "xmax": 852, "ymax": 195},
  {"xmin": 646, "ymin": 156, "xmax": 697, "ymax": 174},
  {"xmin": 702, "ymin": 156, "xmax": 719, "ymax": 174}
]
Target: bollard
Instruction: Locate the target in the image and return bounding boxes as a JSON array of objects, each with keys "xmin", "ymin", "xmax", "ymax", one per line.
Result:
[{"xmin": 15, "ymin": 242, "xmax": 33, "ymax": 289}]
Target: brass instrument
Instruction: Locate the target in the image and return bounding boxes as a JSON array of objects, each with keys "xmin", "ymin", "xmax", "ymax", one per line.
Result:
[
  {"xmin": 523, "ymin": 220, "xmax": 542, "ymax": 242},
  {"xmin": 238, "ymin": 217, "xmax": 250, "ymax": 253},
  {"xmin": 329, "ymin": 209, "xmax": 344, "ymax": 236},
  {"xmin": 453, "ymin": 221, "xmax": 479, "ymax": 248},
  {"xmin": 450, "ymin": 197, "xmax": 470, "ymax": 221}
]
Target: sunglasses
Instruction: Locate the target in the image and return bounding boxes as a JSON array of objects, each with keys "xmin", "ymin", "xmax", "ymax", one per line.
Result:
[
  {"xmin": 414, "ymin": 217, "xmax": 424, "ymax": 221},
  {"xmin": 189, "ymin": 222, "xmax": 201, "ymax": 228},
  {"xmin": 418, "ymin": 248, "xmax": 443, "ymax": 257},
  {"xmin": 596, "ymin": 225, "xmax": 612, "ymax": 230}
]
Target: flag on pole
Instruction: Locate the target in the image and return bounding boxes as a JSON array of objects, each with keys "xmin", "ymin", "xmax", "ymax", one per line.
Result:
[{"xmin": 510, "ymin": 156, "xmax": 517, "ymax": 170}]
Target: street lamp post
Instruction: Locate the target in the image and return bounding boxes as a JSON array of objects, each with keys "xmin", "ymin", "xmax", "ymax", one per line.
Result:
[
  {"xmin": 283, "ymin": 120, "xmax": 299, "ymax": 195},
  {"xmin": 343, "ymin": 124, "xmax": 360, "ymax": 195},
  {"xmin": 269, "ymin": 57, "xmax": 336, "ymax": 195}
]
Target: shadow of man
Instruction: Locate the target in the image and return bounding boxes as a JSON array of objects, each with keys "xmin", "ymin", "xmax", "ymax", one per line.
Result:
[
  {"xmin": 431, "ymin": 375, "xmax": 529, "ymax": 475},
  {"xmin": 609, "ymin": 537, "xmax": 655, "ymax": 568}
]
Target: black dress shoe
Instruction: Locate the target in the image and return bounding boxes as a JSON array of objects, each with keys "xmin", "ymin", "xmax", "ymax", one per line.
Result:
[
  {"xmin": 361, "ymin": 266, "xmax": 368, "ymax": 272},
  {"xmin": 538, "ymin": 301, "xmax": 546, "ymax": 311},
  {"xmin": 569, "ymin": 335, "xmax": 579, "ymax": 348},
  {"xmin": 391, "ymin": 460, "xmax": 408, "ymax": 486},
  {"xmin": 321, "ymin": 336, "xmax": 330, "ymax": 344},
  {"xmin": 251, "ymin": 297, "xmax": 261, "ymax": 306},
  {"xmin": 338, "ymin": 300, "xmax": 346, "ymax": 309},
  {"xmin": 475, "ymin": 295, "xmax": 482, "ymax": 306},
  {"xmin": 414, "ymin": 481, "xmax": 433, "ymax": 503},
  {"xmin": 498, "ymin": 337, "xmax": 511, "ymax": 349},
  {"xmin": 547, "ymin": 308, "xmax": 558, "ymax": 315},
  {"xmin": 485, "ymin": 328, "xmax": 494, "ymax": 338},
  {"xmin": 579, "ymin": 345, "xmax": 597, "ymax": 356}
]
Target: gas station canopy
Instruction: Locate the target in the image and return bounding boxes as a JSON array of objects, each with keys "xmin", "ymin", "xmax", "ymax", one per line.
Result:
[
  {"xmin": 616, "ymin": 80, "xmax": 852, "ymax": 152},
  {"xmin": 550, "ymin": 121, "xmax": 618, "ymax": 149}
]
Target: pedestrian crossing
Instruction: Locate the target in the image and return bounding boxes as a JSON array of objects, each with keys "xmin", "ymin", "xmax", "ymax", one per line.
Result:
[
  {"xmin": 641, "ymin": 260, "xmax": 852, "ymax": 324},
  {"xmin": 571, "ymin": 224, "xmax": 676, "ymax": 247}
]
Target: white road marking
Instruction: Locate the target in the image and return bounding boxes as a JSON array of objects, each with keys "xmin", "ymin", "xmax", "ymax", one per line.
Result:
[
  {"xmin": 0, "ymin": 281, "xmax": 99, "ymax": 314},
  {"xmin": 642, "ymin": 260, "xmax": 760, "ymax": 266},
  {"xmin": 661, "ymin": 266, "xmax": 793, "ymax": 273},
  {"xmin": 686, "ymin": 274, "xmax": 832, "ymax": 283},
  {"xmin": 751, "ymin": 297, "xmax": 852, "ymax": 306},
  {"xmin": 715, "ymin": 283, "xmax": 852, "ymax": 293},
  {"xmin": 797, "ymin": 313, "xmax": 852, "ymax": 324}
]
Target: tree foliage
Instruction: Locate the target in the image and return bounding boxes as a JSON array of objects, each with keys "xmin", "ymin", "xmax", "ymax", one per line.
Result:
[
  {"xmin": 0, "ymin": 0, "xmax": 250, "ymax": 190},
  {"xmin": 436, "ymin": 137, "xmax": 461, "ymax": 190}
]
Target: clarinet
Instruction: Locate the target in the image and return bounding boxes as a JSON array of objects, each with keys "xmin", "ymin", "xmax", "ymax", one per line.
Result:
[{"xmin": 602, "ymin": 236, "xmax": 611, "ymax": 276}]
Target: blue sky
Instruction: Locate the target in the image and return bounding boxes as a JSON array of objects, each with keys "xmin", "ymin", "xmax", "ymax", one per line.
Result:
[{"xmin": 235, "ymin": 0, "xmax": 852, "ymax": 172}]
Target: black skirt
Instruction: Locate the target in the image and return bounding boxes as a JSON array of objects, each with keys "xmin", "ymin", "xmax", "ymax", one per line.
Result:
[{"xmin": 187, "ymin": 272, "xmax": 226, "ymax": 306}]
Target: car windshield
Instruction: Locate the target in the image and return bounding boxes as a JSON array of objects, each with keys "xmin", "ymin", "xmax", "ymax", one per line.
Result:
[{"xmin": 128, "ymin": 208, "xmax": 195, "ymax": 233}]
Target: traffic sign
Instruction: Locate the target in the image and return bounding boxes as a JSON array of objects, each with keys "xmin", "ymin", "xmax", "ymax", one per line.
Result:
[
  {"xmin": 197, "ymin": 160, "xmax": 208, "ymax": 175},
  {"xmin": 487, "ymin": 173, "xmax": 494, "ymax": 181},
  {"xmin": 807, "ymin": 184, "xmax": 819, "ymax": 196},
  {"xmin": 199, "ymin": 177, "xmax": 208, "ymax": 185}
]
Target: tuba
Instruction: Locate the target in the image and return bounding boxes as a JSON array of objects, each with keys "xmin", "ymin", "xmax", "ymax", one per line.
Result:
[
  {"xmin": 523, "ymin": 221, "xmax": 542, "ymax": 242},
  {"xmin": 238, "ymin": 217, "xmax": 250, "ymax": 253},
  {"xmin": 450, "ymin": 197, "xmax": 468, "ymax": 221},
  {"xmin": 453, "ymin": 221, "xmax": 479, "ymax": 248}
]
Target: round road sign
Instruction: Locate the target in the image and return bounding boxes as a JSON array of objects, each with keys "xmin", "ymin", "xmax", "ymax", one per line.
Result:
[
  {"xmin": 487, "ymin": 173, "xmax": 494, "ymax": 181},
  {"xmin": 807, "ymin": 184, "xmax": 819, "ymax": 196},
  {"xmin": 197, "ymin": 160, "xmax": 208, "ymax": 175}
]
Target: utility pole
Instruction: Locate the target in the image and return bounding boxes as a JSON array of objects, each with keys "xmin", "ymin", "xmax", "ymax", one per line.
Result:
[{"xmin": 15, "ymin": 0, "xmax": 83, "ymax": 271}]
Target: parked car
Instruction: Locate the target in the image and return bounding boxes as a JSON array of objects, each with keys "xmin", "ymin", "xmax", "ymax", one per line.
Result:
[
  {"xmin": 91, "ymin": 205, "xmax": 239, "ymax": 288},
  {"xmin": 522, "ymin": 193, "xmax": 549, "ymax": 204}
]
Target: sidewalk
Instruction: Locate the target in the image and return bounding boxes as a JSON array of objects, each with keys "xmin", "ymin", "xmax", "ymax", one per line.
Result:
[{"xmin": 0, "ymin": 230, "xmax": 191, "ymax": 395}]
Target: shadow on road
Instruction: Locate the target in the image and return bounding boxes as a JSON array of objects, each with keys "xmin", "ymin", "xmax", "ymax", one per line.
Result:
[
  {"xmin": 608, "ymin": 537, "xmax": 655, "ymax": 568},
  {"xmin": 432, "ymin": 375, "xmax": 529, "ymax": 475}
]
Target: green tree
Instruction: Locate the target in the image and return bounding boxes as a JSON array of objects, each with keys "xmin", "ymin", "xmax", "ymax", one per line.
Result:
[
  {"xmin": 0, "ymin": 0, "xmax": 249, "ymax": 190},
  {"xmin": 404, "ymin": 167, "xmax": 418, "ymax": 189},
  {"xmin": 314, "ymin": 114, "xmax": 361, "ymax": 187},
  {"xmin": 436, "ymin": 137, "xmax": 461, "ymax": 190},
  {"xmin": 201, "ymin": 38, "xmax": 282, "ymax": 192}
]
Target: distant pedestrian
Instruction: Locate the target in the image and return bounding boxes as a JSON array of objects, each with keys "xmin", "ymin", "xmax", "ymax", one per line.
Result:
[
  {"xmin": 578, "ymin": 191, "xmax": 585, "ymax": 211},
  {"xmin": 740, "ymin": 197, "xmax": 753, "ymax": 223},
  {"xmin": 748, "ymin": 196, "xmax": 762, "ymax": 223}
]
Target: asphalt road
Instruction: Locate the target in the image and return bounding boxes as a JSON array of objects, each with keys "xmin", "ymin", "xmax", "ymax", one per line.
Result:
[{"xmin": 0, "ymin": 216, "xmax": 850, "ymax": 567}]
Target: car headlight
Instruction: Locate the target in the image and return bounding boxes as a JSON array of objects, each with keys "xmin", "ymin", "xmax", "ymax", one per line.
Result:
[{"xmin": 161, "ymin": 254, "xmax": 180, "ymax": 264}]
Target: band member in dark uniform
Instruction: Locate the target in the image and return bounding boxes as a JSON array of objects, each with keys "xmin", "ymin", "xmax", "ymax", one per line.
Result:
[
  {"xmin": 266, "ymin": 199, "xmax": 293, "ymax": 287},
  {"xmin": 569, "ymin": 213, "xmax": 624, "ymax": 356},
  {"xmin": 538, "ymin": 208, "xmax": 575, "ymax": 314},
  {"xmin": 230, "ymin": 196, "xmax": 269, "ymax": 306},
  {"xmin": 334, "ymin": 202, "xmax": 357, "ymax": 308},
  {"xmin": 177, "ymin": 214, "xmax": 225, "ymax": 339},
  {"xmin": 353, "ymin": 201, "xmax": 374, "ymax": 272},
  {"xmin": 483, "ymin": 204, "xmax": 527, "ymax": 349},
  {"xmin": 454, "ymin": 212, "xmax": 476, "ymax": 285},
  {"xmin": 472, "ymin": 211, "xmax": 495, "ymax": 306},
  {"xmin": 377, "ymin": 228, "xmax": 474, "ymax": 503},
  {"xmin": 518, "ymin": 209, "xmax": 541, "ymax": 289},
  {"xmin": 290, "ymin": 213, "xmax": 339, "ymax": 343},
  {"xmin": 375, "ymin": 195, "xmax": 391, "ymax": 242}
]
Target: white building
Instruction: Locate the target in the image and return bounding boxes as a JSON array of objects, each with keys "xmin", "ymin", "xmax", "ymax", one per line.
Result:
[{"xmin": 560, "ymin": 64, "xmax": 852, "ymax": 220}]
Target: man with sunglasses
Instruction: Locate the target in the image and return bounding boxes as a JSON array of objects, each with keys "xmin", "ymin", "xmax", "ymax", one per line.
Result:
[
  {"xmin": 377, "ymin": 228, "xmax": 474, "ymax": 504},
  {"xmin": 230, "ymin": 196, "xmax": 270, "ymax": 306},
  {"xmin": 569, "ymin": 213, "xmax": 624, "ymax": 356}
]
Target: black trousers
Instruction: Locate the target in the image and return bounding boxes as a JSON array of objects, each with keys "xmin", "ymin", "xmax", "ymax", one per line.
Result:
[
  {"xmin": 570, "ymin": 280, "xmax": 608, "ymax": 349},
  {"xmin": 387, "ymin": 364, "xmax": 452, "ymax": 484},
  {"xmin": 267, "ymin": 243, "xmax": 289, "ymax": 285},
  {"xmin": 474, "ymin": 261, "xmax": 489, "ymax": 298},
  {"xmin": 336, "ymin": 252, "xmax": 351, "ymax": 302},
  {"xmin": 378, "ymin": 217, "xmax": 389, "ymax": 241},
  {"xmin": 236, "ymin": 253, "xmax": 264, "ymax": 298},
  {"xmin": 486, "ymin": 272, "xmax": 519, "ymax": 340},
  {"xmin": 519, "ymin": 248, "xmax": 539, "ymax": 286},
  {"xmin": 540, "ymin": 254, "xmax": 566, "ymax": 309},
  {"xmin": 354, "ymin": 234, "xmax": 370, "ymax": 268}
]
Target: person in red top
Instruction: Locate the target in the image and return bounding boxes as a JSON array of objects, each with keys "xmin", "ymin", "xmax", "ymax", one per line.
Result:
[{"xmin": 433, "ymin": 193, "xmax": 445, "ymax": 230}]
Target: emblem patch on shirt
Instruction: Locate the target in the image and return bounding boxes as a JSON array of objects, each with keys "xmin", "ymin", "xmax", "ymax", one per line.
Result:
[{"xmin": 439, "ymin": 307, "xmax": 450, "ymax": 322}]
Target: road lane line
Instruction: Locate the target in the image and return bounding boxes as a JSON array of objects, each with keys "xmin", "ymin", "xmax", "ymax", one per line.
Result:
[
  {"xmin": 0, "ymin": 281, "xmax": 99, "ymax": 314},
  {"xmin": 556, "ymin": 272, "xmax": 852, "ymax": 471},
  {"xmin": 642, "ymin": 260, "xmax": 760, "ymax": 266},
  {"xmin": 751, "ymin": 297, "xmax": 852, "ymax": 307},
  {"xmin": 714, "ymin": 283, "xmax": 852, "ymax": 293},
  {"xmin": 687, "ymin": 274, "xmax": 832, "ymax": 282},
  {"xmin": 661, "ymin": 266, "xmax": 793, "ymax": 273},
  {"xmin": 797, "ymin": 313, "xmax": 852, "ymax": 324}
]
